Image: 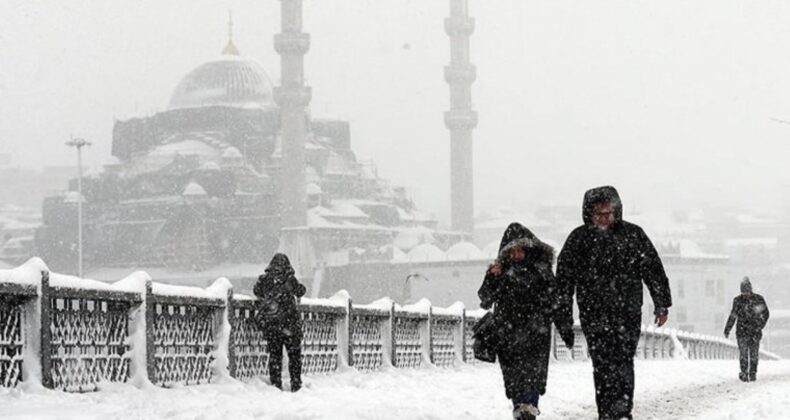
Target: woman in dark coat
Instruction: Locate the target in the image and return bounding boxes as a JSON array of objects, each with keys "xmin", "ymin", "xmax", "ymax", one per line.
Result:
[
  {"xmin": 254, "ymin": 253, "xmax": 306, "ymax": 391},
  {"xmin": 479, "ymin": 223, "xmax": 573, "ymax": 420}
]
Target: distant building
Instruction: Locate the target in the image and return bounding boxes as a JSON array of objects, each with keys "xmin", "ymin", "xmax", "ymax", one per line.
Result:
[{"xmin": 35, "ymin": 40, "xmax": 461, "ymax": 285}]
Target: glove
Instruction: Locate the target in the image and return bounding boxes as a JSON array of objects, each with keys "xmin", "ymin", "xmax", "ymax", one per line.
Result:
[
  {"xmin": 654, "ymin": 307, "xmax": 668, "ymax": 327},
  {"xmin": 724, "ymin": 331, "xmax": 729, "ymax": 339}
]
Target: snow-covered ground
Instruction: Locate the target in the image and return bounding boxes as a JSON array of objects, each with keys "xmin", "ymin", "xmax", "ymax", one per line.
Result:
[{"xmin": 2, "ymin": 360, "xmax": 789, "ymax": 420}]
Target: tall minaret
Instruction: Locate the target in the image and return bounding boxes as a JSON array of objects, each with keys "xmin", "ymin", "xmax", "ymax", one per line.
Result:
[
  {"xmin": 445, "ymin": 0, "xmax": 477, "ymax": 234},
  {"xmin": 275, "ymin": 0, "xmax": 311, "ymax": 227}
]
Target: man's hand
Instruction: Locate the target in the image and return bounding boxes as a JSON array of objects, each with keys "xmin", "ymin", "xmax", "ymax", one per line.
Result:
[
  {"xmin": 489, "ymin": 260, "xmax": 503, "ymax": 276},
  {"xmin": 654, "ymin": 307, "xmax": 668, "ymax": 327}
]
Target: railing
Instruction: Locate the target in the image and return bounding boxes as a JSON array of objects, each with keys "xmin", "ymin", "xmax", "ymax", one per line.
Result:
[
  {"xmin": 551, "ymin": 322, "xmax": 754, "ymax": 361},
  {"xmin": 0, "ymin": 258, "xmax": 781, "ymax": 393}
]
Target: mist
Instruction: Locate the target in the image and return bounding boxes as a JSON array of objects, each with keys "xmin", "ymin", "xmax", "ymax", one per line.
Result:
[{"xmin": 3, "ymin": 0, "xmax": 790, "ymax": 224}]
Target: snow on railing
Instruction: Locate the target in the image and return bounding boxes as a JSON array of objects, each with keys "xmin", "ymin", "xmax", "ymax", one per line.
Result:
[{"xmin": 0, "ymin": 258, "xmax": 781, "ymax": 393}]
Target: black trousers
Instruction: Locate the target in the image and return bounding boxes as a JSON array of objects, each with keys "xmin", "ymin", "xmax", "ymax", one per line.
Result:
[
  {"xmin": 266, "ymin": 329, "xmax": 303, "ymax": 390},
  {"xmin": 737, "ymin": 335, "xmax": 760, "ymax": 380},
  {"xmin": 586, "ymin": 327, "xmax": 640, "ymax": 420}
]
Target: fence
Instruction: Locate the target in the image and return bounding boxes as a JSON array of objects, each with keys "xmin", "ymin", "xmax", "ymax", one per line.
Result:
[{"xmin": 0, "ymin": 260, "xmax": 781, "ymax": 393}]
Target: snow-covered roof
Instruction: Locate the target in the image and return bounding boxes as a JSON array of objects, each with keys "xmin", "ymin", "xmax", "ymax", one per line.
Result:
[
  {"xmin": 446, "ymin": 242, "xmax": 486, "ymax": 261},
  {"xmin": 406, "ymin": 243, "xmax": 446, "ymax": 262},
  {"xmin": 168, "ymin": 55, "xmax": 275, "ymax": 110},
  {"xmin": 482, "ymin": 240, "xmax": 500, "ymax": 259},
  {"xmin": 394, "ymin": 226, "xmax": 436, "ymax": 251}
]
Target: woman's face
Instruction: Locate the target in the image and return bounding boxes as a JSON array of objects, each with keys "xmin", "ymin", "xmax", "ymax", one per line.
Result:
[{"xmin": 509, "ymin": 246, "xmax": 526, "ymax": 262}]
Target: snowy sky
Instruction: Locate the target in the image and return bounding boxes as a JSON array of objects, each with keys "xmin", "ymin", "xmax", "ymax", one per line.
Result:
[{"xmin": 2, "ymin": 0, "xmax": 790, "ymax": 224}]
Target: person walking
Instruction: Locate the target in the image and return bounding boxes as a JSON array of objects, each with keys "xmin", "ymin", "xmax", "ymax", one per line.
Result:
[
  {"xmin": 724, "ymin": 276, "xmax": 770, "ymax": 382},
  {"xmin": 254, "ymin": 253, "xmax": 307, "ymax": 392},
  {"xmin": 555, "ymin": 186, "xmax": 672, "ymax": 420},
  {"xmin": 479, "ymin": 222, "xmax": 574, "ymax": 420}
]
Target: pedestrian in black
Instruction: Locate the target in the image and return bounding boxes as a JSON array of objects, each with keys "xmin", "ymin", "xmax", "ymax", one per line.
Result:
[
  {"xmin": 479, "ymin": 222, "xmax": 574, "ymax": 420},
  {"xmin": 254, "ymin": 253, "xmax": 306, "ymax": 391},
  {"xmin": 555, "ymin": 186, "xmax": 672, "ymax": 420},
  {"xmin": 724, "ymin": 276, "xmax": 770, "ymax": 382}
]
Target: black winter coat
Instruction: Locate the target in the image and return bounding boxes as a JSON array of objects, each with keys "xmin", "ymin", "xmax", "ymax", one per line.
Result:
[
  {"xmin": 555, "ymin": 187, "xmax": 672, "ymax": 356},
  {"xmin": 478, "ymin": 223, "xmax": 563, "ymax": 398},
  {"xmin": 254, "ymin": 253, "xmax": 307, "ymax": 336},
  {"xmin": 724, "ymin": 294, "xmax": 770, "ymax": 339}
]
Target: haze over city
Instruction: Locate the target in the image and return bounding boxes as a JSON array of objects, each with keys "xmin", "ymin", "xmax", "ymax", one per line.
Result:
[{"xmin": 3, "ymin": 0, "xmax": 790, "ymax": 223}]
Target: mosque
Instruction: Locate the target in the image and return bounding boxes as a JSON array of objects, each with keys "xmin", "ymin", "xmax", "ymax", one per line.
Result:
[{"xmin": 34, "ymin": 1, "xmax": 487, "ymax": 304}]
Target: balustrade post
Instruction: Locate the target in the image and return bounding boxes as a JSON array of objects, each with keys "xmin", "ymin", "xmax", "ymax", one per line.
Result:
[
  {"xmin": 226, "ymin": 288, "xmax": 237, "ymax": 378},
  {"xmin": 424, "ymin": 306, "xmax": 434, "ymax": 365},
  {"xmin": 459, "ymin": 309, "xmax": 467, "ymax": 363},
  {"xmin": 145, "ymin": 279, "xmax": 156, "ymax": 384},
  {"xmin": 388, "ymin": 301, "xmax": 396, "ymax": 367},
  {"xmin": 39, "ymin": 270, "xmax": 53, "ymax": 389},
  {"xmin": 346, "ymin": 298, "xmax": 354, "ymax": 368}
]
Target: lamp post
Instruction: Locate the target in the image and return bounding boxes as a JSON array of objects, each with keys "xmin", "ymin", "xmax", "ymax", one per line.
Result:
[{"xmin": 65, "ymin": 137, "xmax": 91, "ymax": 278}]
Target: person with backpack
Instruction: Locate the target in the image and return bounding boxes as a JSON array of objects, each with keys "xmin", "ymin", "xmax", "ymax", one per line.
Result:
[
  {"xmin": 478, "ymin": 222, "xmax": 574, "ymax": 420},
  {"xmin": 724, "ymin": 276, "xmax": 770, "ymax": 382},
  {"xmin": 254, "ymin": 253, "xmax": 307, "ymax": 391}
]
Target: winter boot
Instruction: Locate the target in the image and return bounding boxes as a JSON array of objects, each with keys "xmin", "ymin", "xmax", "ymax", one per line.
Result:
[
  {"xmin": 513, "ymin": 403, "xmax": 540, "ymax": 420},
  {"xmin": 738, "ymin": 372, "xmax": 748, "ymax": 382}
]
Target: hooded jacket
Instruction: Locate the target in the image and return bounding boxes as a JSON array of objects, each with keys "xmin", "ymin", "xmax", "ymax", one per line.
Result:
[
  {"xmin": 555, "ymin": 186, "xmax": 672, "ymax": 337},
  {"xmin": 477, "ymin": 222, "xmax": 566, "ymax": 397},
  {"xmin": 254, "ymin": 253, "xmax": 307, "ymax": 334},
  {"xmin": 724, "ymin": 277, "xmax": 770, "ymax": 339}
]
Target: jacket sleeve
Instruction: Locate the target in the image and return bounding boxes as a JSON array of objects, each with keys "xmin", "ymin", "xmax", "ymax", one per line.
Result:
[
  {"xmin": 724, "ymin": 297, "xmax": 738, "ymax": 336},
  {"xmin": 542, "ymin": 263, "xmax": 572, "ymax": 336},
  {"xmin": 637, "ymin": 227, "xmax": 672, "ymax": 310},
  {"xmin": 478, "ymin": 268, "xmax": 502, "ymax": 310},
  {"xmin": 287, "ymin": 275, "xmax": 307, "ymax": 298},
  {"xmin": 253, "ymin": 274, "xmax": 266, "ymax": 298},
  {"xmin": 554, "ymin": 231, "xmax": 580, "ymax": 330}
]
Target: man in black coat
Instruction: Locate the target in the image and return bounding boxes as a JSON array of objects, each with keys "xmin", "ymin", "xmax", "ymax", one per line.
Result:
[
  {"xmin": 254, "ymin": 253, "xmax": 307, "ymax": 391},
  {"xmin": 555, "ymin": 186, "xmax": 672, "ymax": 420},
  {"xmin": 724, "ymin": 276, "xmax": 770, "ymax": 382}
]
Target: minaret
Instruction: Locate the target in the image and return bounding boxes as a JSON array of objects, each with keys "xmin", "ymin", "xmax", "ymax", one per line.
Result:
[
  {"xmin": 445, "ymin": 0, "xmax": 477, "ymax": 234},
  {"xmin": 274, "ymin": 0, "xmax": 311, "ymax": 227}
]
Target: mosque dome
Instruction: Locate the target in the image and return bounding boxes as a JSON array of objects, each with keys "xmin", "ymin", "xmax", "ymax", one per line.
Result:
[{"xmin": 167, "ymin": 43, "xmax": 275, "ymax": 110}]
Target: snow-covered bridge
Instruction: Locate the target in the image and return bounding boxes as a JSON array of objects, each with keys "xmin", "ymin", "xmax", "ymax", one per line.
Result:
[
  {"xmin": 1, "ymin": 258, "xmax": 784, "ymax": 419},
  {"xmin": 3, "ymin": 360, "xmax": 790, "ymax": 419}
]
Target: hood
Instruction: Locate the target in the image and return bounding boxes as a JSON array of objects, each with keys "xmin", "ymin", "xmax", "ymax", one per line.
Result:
[
  {"xmin": 265, "ymin": 253, "xmax": 295, "ymax": 277},
  {"xmin": 741, "ymin": 276, "xmax": 753, "ymax": 293},
  {"xmin": 497, "ymin": 222, "xmax": 554, "ymax": 265},
  {"xmin": 582, "ymin": 185, "xmax": 623, "ymax": 226}
]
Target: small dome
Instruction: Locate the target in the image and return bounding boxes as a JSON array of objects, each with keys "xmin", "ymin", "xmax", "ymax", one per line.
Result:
[
  {"xmin": 446, "ymin": 241, "xmax": 485, "ymax": 261},
  {"xmin": 222, "ymin": 147, "xmax": 243, "ymax": 159},
  {"xmin": 406, "ymin": 243, "xmax": 446, "ymax": 262},
  {"xmin": 183, "ymin": 182, "xmax": 207, "ymax": 196},
  {"xmin": 168, "ymin": 56, "xmax": 275, "ymax": 110}
]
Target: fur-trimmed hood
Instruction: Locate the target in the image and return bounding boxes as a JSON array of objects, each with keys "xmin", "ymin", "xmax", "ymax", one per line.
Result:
[{"xmin": 497, "ymin": 222, "xmax": 554, "ymax": 266}]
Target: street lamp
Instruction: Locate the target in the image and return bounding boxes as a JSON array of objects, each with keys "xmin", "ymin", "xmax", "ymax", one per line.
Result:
[{"xmin": 65, "ymin": 137, "xmax": 91, "ymax": 278}]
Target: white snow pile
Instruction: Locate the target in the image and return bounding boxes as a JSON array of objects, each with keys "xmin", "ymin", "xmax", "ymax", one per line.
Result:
[
  {"xmin": 0, "ymin": 257, "xmax": 48, "ymax": 286},
  {"xmin": 2, "ymin": 360, "xmax": 790, "ymax": 419}
]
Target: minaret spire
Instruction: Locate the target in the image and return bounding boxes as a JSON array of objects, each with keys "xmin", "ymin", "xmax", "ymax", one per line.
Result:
[
  {"xmin": 445, "ymin": 0, "xmax": 477, "ymax": 234},
  {"xmin": 222, "ymin": 10, "xmax": 240, "ymax": 55}
]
